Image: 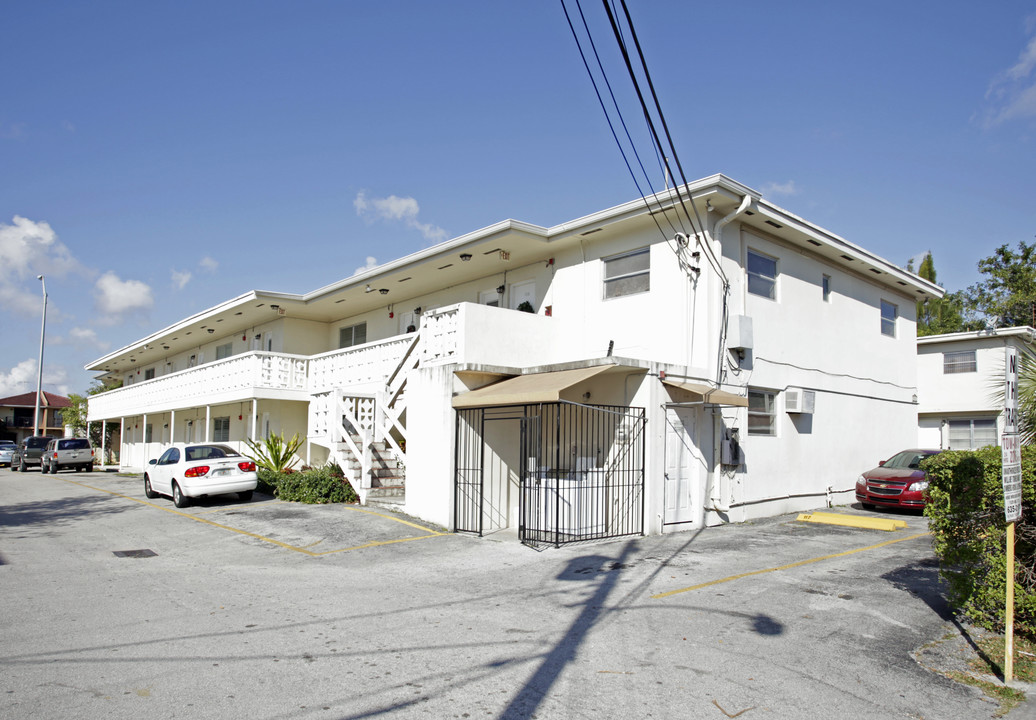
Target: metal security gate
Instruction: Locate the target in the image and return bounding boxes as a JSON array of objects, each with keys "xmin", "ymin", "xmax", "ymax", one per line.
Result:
[
  {"xmin": 455, "ymin": 403, "xmax": 646, "ymax": 546},
  {"xmin": 520, "ymin": 403, "xmax": 646, "ymax": 547}
]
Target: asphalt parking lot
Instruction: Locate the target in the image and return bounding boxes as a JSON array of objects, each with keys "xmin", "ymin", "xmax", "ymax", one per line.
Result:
[{"xmin": 0, "ymin": 468, "xmax": 1030, "ymax": 719}]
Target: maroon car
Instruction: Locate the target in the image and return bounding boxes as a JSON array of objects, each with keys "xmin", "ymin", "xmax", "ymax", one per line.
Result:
[{"xmin": 855, "ymin": 449, "xmax": 941, "ymax": 510}]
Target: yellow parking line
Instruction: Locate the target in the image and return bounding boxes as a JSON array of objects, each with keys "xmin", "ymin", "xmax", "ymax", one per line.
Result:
[
  {"xmin": 651, "ymin": 531, "xmax": 931, "ymax": 599},
  {"xmin": 55, "ymin": 476, "xmax": 446, "ymax": 556}
]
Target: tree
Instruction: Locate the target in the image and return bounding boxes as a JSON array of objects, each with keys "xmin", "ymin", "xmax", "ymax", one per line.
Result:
[
  {"xmin": 912, "ymin": 251, "xmax": 981, "ymax": 336},
  {"xmin": 965, "ymin": 241, "xmax": 1036, "ymax": 328},
  {"xmin": 63, "ymin": 378, "xmax": 124, "ymax": 464}
]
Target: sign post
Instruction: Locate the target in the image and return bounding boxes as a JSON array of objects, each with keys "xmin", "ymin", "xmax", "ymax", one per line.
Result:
[{"xmin": 1002, "ymin": 346, "xmax": 1022, "ymax": 682}]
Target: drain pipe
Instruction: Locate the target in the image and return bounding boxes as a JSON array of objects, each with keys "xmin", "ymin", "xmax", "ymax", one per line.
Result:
[{"xmin": 705, "ymin": 195, "xmax": 752, "ymax": 518}]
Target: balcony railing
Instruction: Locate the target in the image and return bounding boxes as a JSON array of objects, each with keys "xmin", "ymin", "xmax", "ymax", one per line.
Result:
[{"xmin": 88, "ymin": 352, "xmax": 309, "ymax": 420}]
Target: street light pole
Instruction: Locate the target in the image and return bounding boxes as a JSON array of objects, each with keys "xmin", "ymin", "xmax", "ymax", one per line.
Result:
[{"xmin": 33, "ymin": 275, "xmax": 47, "ymax": 437}]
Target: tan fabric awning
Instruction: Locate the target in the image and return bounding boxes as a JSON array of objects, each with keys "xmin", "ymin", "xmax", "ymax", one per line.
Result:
[
  {"xmin": 452, "ymin": 365, "xmax": 616, "ymax": 409},
  {"xmin": 662, "ymin": 380, "xmax": 749, "ymax": 407}
]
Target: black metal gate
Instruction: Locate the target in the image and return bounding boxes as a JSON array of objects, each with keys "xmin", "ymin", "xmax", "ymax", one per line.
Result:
[{"xmin": 454, "ymin": 402, "xmax": 646, "ymax": 546}]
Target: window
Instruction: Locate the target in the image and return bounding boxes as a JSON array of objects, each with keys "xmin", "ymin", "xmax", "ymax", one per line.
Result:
[
  {"xmin": 603, "ymin": 248, "xmax": 650, "ymax": 298},
  {"xmin": 144, "ymin": 368, "xmax": 156, "ymax": 380},
  {"xmin": 145, "ymin": 423, "xmax": 153, "ymax": 443},
  {"xmin": 157, "ymin": 447, "xmax": 180, "ymax": 465},
  {"xmin": 215, "ymin": 342, "xmax": 233, "ymax": 360},
  {"xmin": 747, "ymin": 250, "xmax": 777, "ymax": 299},
  {"xmin": 339, "ymin": 322, "xmax": 367, "ymax": 349},
  {"xmin": 213, "ymin": 416, "xmax": 230, "ymax": 442},
  {"xmin": 822, "ymin": 274, "xmax": 831, "ymax": 302},
  {"xmin": 943, "ymin": 350, "xmax": 977, "ymax": 374},
  {"xmin": 880, "ymin": 300, "xmax": 897, "ymax": 337},
  {"xmin": 947, "ymin": 418, "xmax": 997, "ymax": 450},
  {"xmin": 748, "ymin": 389, "xmax": 776, "ymax": 436}
]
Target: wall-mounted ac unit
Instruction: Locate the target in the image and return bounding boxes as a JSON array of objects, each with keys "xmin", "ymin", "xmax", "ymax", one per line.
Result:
[{"xmin": 785, "ymin": 388, "xmax": 815, "ymax": 414}]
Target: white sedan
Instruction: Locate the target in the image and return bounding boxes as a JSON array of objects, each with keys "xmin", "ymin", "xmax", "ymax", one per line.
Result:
[{"xmin": 145, "ymin": 444, "xmax": 258, "ymax": 508}]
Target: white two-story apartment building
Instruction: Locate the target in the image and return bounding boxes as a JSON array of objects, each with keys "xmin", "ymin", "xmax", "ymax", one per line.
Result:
[
  {"xmin": 917, "ymin": 326, "xmax": 1036, "ymax": 450},
  {"xmin": 86, "ymin": 174, "xmax": 940, "ymax": 545}
]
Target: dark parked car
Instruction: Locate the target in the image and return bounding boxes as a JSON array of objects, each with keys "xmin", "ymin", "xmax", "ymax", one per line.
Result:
[
  {"xmin": 856, "ymin": 449, "xmax": 941, "ymax": 510},
  {"xmin": 10, "ymin": 436, "xmax": 56, "ymax": 472},
  {"xmin": 41, "ymin": 437, "xmax": 95, "ymax": 474}
]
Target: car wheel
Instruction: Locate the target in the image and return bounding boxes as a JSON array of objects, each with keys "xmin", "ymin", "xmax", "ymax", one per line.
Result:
[
  {"xmin": 172, "ymin": 481, "xmax": 190, "ymax": 508},
  {"xmin": 239, "ymin": 490, "xmax": 253, "ymax": 502},
  {"xmin": 11, "ymin": 460, "xmax": 18, "ymax": 472},
  {"xmin": 144, "ymin": 475, "xmax": 159, "ymax": 499},
  {"xmin": 40, "ymin": 461, "xmax": 48, "ymax": 474},
  {"xmin": 19, "ymin": 459, "xmax": 26, "ymax": 472}
]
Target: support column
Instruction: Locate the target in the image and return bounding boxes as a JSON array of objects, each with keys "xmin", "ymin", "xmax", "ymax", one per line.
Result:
[
  {"xmin": 205, "ymin": 405, "xmax": 211, "ymax": 442},
  {"xmin": 170, "ymin": 409, "xmax": 176, "ymax": 444},
  {"xmin": 251, "ymin": 400, "xmax": 258, "ymax": 443},
  {"xmin": 143, "ymin": 413, "xmax": 148, "ymax": 467},
  {"xmin": 120, "ymin": 417, "xmax": 125, "ymax": 471}
]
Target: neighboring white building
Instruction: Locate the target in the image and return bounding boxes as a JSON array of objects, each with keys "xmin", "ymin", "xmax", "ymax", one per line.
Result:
[
  {"xmin": 916, "ymin": 326, "xmax": 1036, "ymax": 450},
  {"xmin": 86, "ymin": 174, "xmax": 941, "ymax": 545}
]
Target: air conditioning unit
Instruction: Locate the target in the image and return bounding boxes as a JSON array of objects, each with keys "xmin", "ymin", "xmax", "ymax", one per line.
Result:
[{"xmin": 785, "ymin": 388, "xmax": 815, "ymax": 414}]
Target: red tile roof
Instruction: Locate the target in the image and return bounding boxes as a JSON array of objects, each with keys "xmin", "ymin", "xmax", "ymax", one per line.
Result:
[{"xmin": 0, "ymin": 391, "xmax": 71, "ymax": 408}]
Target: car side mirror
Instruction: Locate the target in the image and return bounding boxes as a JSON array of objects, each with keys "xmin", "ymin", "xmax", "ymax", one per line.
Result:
[
  {"xmin": 878, "ymin": 460, "xmax": 885, "ymax": 466},
  {"xmin": 148, "ymin": 459, "xmax": 157, "ymax": 466}
]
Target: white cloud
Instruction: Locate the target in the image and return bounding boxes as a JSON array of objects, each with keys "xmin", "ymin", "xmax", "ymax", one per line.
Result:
[
  {"xmin": 354, "ymin": 191, "xmax": 448, "ymax": 242},
  {"xmin": 761, "ymin": 180, "xmax": 799, "ymax": 197},
  {"xmin": 199, "ymin": 256, "xmax": 218, "ymax": 273},
  {"xmin": 171, "ymin": 269, "xmax": 192, "ymax": 290},
  {"xmin": 352, "ymin": 256, "xmax": 379, "ymax": 276},
  {"xmin": 94, "ymin": 271, "xmax": 154, "ymax": 322},
  {"xmin": 0, "ymin": 215, "xmax": 84, "ymax": 318},
  {"xmin": 0, "ymin": 359, "xmax": 38, "ymax": 396},
  {"xmin": 55, "ymin": 327, "xmax": 109, "ymax": 351},
  {"xmin": 980, "ymin": 28, "xmax": 1036, "ymax": 127}
]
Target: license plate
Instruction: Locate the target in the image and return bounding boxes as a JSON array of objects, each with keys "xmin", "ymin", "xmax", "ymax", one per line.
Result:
[{"xmin": 211, "ymin": 469, "xmax": 230, "ymax": 477}]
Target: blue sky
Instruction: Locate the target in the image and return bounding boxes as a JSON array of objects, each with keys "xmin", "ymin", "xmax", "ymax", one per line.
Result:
[{"xmin": 2, "ymin": 0, "xmax": 1035, "ymax": 397}]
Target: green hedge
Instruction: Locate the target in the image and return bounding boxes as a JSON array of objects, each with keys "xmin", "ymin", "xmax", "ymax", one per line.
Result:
[
  {"xmin": 257, "ymin": 465, "xmax": 358, "ymax": 504},
  {"xmin": 923, "ymin": 446, "xmax": 1036, "ymax": 637}
]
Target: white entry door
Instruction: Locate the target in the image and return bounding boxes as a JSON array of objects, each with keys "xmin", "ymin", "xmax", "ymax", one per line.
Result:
[
  {"xmin": 664, "ymin": 407, "xmax": 700, "ymax": 527},
  {"xmin": 509, "ymin": 280, "xmax": 536, "ymax": 311}
]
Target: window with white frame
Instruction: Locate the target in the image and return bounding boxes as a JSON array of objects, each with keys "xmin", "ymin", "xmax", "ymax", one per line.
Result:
[
  {"xmin": 339, "ymin": 322, "xmax": 367, "ymax": 349},
  {"xmin": 145, "ymin": 424, "xmax": 153, "ymax": 443},
  {"xmin": 947, "ymin": 418, "xmax": 997, "ymax": 450},
  {"xmin": 144, "ymin": 368, "xmax": 156, "ymax": 380},
  {"xmin": 215, "ymin": 342, "xmax": 233, "ymax": 360},
  {"xmin": 943, "ymin": 350, "xmax": 977, "ymax": 374},
  {"xmin": 880, "ymin": 300, "xmax": 897, "ymax": 337},
  {"xmin": 747, "ymin": 250, "xmax": 777, "ymax": 299},
  {"xmin": 213, "ymin": 416, "xmax": 230, "ymax": 443},
  {"xmin": 748, "ymin": 389, "xmax": 776, "ymax": 436},
  {"xmin": 603, "ymin": 248, "xmax": 650, "ymax": 298}
]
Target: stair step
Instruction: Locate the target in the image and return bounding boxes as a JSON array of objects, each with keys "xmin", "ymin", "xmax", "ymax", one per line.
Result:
[{"xmin": 367, "ymin": 485, "xmax": 405, "ymax": 498}]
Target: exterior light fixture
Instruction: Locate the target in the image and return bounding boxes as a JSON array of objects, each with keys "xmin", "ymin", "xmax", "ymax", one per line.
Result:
[
  {"xmin": 496, "ymin": 285, "xmax": 505, "ymax": 295},
  {"xmin": 207, "ymin": 328, "xmax": 215, "ymax": 334},
  {"xmin": 379, "ymin": 288, "xmax": 389, "ymax": 295},
  {"xmin": 414, "ymin": 307, "xmax": 422, "ymax": 315},
  {"xmin": 270, "ymin": 304, "xmax": 279, "ymax": 310},
  {"xmin": 365, "ymin": 284, "xmax": 374, "ymax": 293},
  {"xmin": 460, "ymin": 253, "xmax": 472, "ymax": 261}
]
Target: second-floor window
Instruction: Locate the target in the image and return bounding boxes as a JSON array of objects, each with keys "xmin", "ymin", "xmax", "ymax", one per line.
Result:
[
  {"xmin": 215, "ymin": 342, "xmax": 233, "ymax": 360},
  {"xmin": 747, "ymin": 250, "xmax": 777, "ymax": 299},
  {"xmin": 603, "ymin": 248, "xmax": 650, "ymax": 298},
  {"xmin": 822, "ymin": 274, "xmax": 831, "ymax": 302},
  {"xmin": 144, "ymin": 368, "xmax": 156, "ymax": 380},
  {"xmin": 881, "ymin": 300, "xmax": 897, "ymax": 337},
  {"xmin": 943, "ymin": 350, "xmax": 977, "ymax": 374},
  {"xmin": 339, "ymin": 322, "xmax": 367, "ymax": 349}
]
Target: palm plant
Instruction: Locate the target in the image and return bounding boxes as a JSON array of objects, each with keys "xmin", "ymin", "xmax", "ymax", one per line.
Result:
[{"xmin": 245, "ymin": 432, "xmax": 304, "ymax": 472}]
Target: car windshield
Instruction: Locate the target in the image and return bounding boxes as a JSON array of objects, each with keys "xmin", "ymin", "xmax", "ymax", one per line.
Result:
[
  {"xmin": 185, "ymin": 445, "xmax": 241, "ymax": 462},
  {"xmin": 25, "ymin": 437, "xmax": 51, "ymax": 448},
  {"xmin": 883, "ymin": 451, "xmax": 935, "ymax": 470},
  {"xmin": 60, "ymin": 439, "xmax": 91, "ymax": 450}
]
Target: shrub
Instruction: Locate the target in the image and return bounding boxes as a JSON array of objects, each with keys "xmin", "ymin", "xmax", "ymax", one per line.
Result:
[
  {"xmin": 923, "ymin": 446, "xmax": 1036, "ymax": 637},
  {"xmin": 245, "ymin": 432, "xmax": 304, "ymax": 473},
  {"xmin": 256, "ymin": 465, "xmax": 357, "ymax": 504}
]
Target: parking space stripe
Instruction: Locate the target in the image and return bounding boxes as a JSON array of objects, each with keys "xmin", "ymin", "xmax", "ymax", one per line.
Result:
[
  {"xmin": 650, "ymin": 531, "xmax": 931, "ymax": 599},
  {"xmin": 54, "ymin": 476, "xmax": 446, "ymax": 556}
]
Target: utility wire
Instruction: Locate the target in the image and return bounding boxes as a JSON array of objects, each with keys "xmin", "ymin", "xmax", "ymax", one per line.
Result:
[{"xmin": 560, "ymin": 0, "xmax": 677, "ymax": 243}]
